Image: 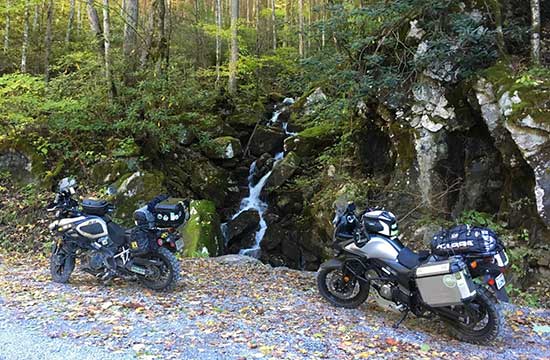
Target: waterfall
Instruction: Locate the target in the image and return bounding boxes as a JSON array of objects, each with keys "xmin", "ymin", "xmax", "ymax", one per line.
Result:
[{"xmin": 226, "ymin": 97, "xmax": 295, "ymax": 258}]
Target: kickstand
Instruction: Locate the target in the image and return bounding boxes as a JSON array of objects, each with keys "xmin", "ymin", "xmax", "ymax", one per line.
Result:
[{"xmin": 393, "ymin": 310, "xmax": 409, "ymax": 329}]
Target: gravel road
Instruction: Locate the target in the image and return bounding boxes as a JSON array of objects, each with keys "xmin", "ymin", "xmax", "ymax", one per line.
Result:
[{"xmin": 0, "ymin": 253, "xmax": 549, "ymax": 360}]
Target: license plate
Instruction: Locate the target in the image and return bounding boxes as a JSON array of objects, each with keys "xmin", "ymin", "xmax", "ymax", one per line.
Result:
[
  {"xmin": 495, "ymin": 273, "xmax": 506, "ymax": 290},
  {"xmin": 175, "ymin": 239, "xmax": 184, "ymax": 251}
]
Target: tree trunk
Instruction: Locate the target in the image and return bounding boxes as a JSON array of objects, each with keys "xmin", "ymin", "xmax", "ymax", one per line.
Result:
[
  {"xmin": 283, "ymin": 0, "xmax": 289, "ymax": 47},
  {"xmin": 321, "ymin": 0, "xmax": 325, "ymax": 49},
  {"xmin": 44, "ymin": 0, "xmax": 53, "ymax": 82},
  {"xmin": 123, "ymin": 0, "xmax": 139, "ymax": 68},
  {"xmin": 215, "ymin": 0, "xmax": 222, "ymax": 83},
  {"xmin": 32, "ymin": 4, "xmax": 39, "ymax": 31},
  {"xmin": 255, "ymin": 0, "xmax": 260, "ymax": 54},
  {"xmin": 153, "ymin": 0, "xmax": 168, "ymax": 72},
  {"xmin": 77, "ymin": 0, "xmax": 82, "ymax": 31},
  {"xmin": 140, "ymin": 5, "xmax": 154, "ymax": 66},
  {"xmin": 103, "ymin": 0, "xmax": 115, "ymax": 99},
  {"xmin": 298, "ymin": 0, "xmax": 304, "ymax": 57},
  {"xmin": 228, "ymin": 0, "xmax": 239, "ymax": 94},
  {"xmin": 3, "ymin": 0, "xmax": 9, "ymax": 54},
  {"xmin": 86, "ymin": 0, "xmax": 105, "ymax": 59},
  {"xmin": 66, "ymin": 0, "xmax": 75, "ymax": 42},
  {"xmin": 21, "ymin": 0, "xmax": 30, "ymax": 72},
  {"xmin": 531, "ymin": 0, "xmax": 541, "ymax": 65},
  {"xmin": 271, "ymin": 0, "xmax": 277, "ymax": 50}
]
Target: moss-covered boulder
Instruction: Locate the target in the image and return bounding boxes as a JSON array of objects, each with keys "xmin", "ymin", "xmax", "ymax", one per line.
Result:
[
  {"xmin": 0, "ymin": 139, "xmax": 46, "ymax": 186},
  {"xmin": 264, "ymin": 152, "xmax": 300, "ymax": 193},
  {"xmin": 180, "ymin": 200, "xmax": 224, "ymax": 257},
  {"xmin": 90, "ymin": 160, "xmax": 130, "ymax": 185},
  {"xmin": 283, "ymin": 123, "xmax": 337, "ymax": 158},
  {"xmin": 108, "ymin": 171, "xmax": 166, "ymax": 222},
  {"xmin": 202, "ymin": 136, "xmax": 242, "ymax": 160}
]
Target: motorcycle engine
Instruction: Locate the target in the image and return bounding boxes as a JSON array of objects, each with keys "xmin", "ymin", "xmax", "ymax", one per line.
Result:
[
  {"xmin": 82, "ymin": 251, "xmax": 108, "ymax": 271},
  {"xmin": 380, "ymin": 284, "xmax": 393, "ymax": 300}
]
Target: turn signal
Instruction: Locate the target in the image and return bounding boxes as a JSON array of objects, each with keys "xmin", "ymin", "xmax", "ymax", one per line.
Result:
[
  {"xmin": 157, "ymin": 239, "xmax": 163, "ymax": 246},
  {"xmin": 470, "ymin": 260, "xmax": 478, "ymax": 269},
  {"xmin": 343, "ymin": 276, "xmax": 350, "ymax": 283},
  {"xmin": 487, "ymin": 278, "xmax": 495, "ymax": 286}
]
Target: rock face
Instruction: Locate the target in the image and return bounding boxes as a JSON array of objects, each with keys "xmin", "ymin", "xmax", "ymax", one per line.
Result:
[
  {"xmin": 474, "ymin": 77, "xmax": 550, "ymax": 228},
  {"xmin": 223, "ymin": 210, "xmax": 260, "ymax": 254},
  {"xmin": 181, "ymin": 200, "xmax": 224, "ymax": 257},
  {"xmin": 248, "ymin": 126, "xmax": 286, "ymax": 156}
]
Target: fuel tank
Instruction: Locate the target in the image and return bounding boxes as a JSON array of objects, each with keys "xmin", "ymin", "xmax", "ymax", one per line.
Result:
[{"xmin": 344, "ymin": 235, "xmax": 402, "ymax": 261}]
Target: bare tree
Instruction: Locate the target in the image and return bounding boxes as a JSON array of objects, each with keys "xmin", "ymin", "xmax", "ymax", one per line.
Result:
[
  {"xmin": 298, "ymin": 0, "xmax": 304, "ymax": 57},
  {"xmin": 123, "ymin": 0, "xmax": 139, "ymax": 67},
  {"xmin": 66, "ymin": 0, "xmax": 76, "ymax": 42},
  {"xmin": 228, "ymin": 0, "xmax": 239, "ymax": 94},
  {"xmin": 86, "ymin": 0, "xmax": 105, "ymax": 58},
  {"xmin": 531, "ymin": 0, "xmax": 541, "ymax": 64},
  {"xmin": 44, "ymin": 0, "xmax": 53, "ymax": 82},
  {"xmin": 21, "ymin": 0, "xmax": 30, "ymax": 72},
  {"xmin": 271, "ymin": 0, "xmax": 277, "ymax": 50},
  {"xmin": 103, "ymin": 0, "xmax": 115, "ymax": 99},
  {"xmin": 3, "ymin": 0, "xmax": 9, "ymax": 54},
  {"xmin": 215, "ymin": 0, "xmax": 222, "ymax": 83}
]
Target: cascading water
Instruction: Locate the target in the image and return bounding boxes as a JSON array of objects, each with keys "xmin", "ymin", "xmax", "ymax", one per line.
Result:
[{"xmin": 226, "ymin": 97, "xmax": 295, "ymax": 257}]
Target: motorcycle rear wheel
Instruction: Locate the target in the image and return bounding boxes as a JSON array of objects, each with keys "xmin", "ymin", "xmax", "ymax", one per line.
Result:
[
  {"xmin": 447, "ymin": 287, "xmax": 503, "ymax": 344},
  {"xmin": 50, "ymin": 245, "xmax": 75, "ymax": 283},
  {"xmin": 136, "ymin": 247, "xmax": 181, "ymax": 292},
  {"xmin": 317, "ymin": 267, "xmax": 369, "ymax": 308}
]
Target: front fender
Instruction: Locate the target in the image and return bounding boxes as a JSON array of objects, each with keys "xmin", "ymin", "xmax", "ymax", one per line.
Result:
[{"xmin": 319, "ymin": 258, "xmax": 345, "ymax": 270}]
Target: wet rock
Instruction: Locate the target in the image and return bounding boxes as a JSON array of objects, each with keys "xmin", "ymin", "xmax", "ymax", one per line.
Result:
[
  {"xmin": 178, "ymin": 127, "xmax": 196, "ymax": 145},
  {"xmin": 264, "ymin": 152, "xmax": 300, "ymax": 192},
  {"xmin": 261, "ymin": 223, "xmax": 285, "ymax": 251},
  {"xmin": 181, "ymin": 200, "xmax": 224, "ymax": 257},
  {"xmin": 224, "ymin": 210, "xmax": 260, "ymax": 241},
  {"xmin": 248, "ymin": 126, "xmax": 286, "ymax": 157},
  {"xmin": 252, "ymin": 153, "xmax": 275, "ymax": 185}
]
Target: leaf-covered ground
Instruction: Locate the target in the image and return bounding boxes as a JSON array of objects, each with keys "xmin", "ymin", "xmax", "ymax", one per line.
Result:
[{"xmin": 0, "ymin": 253, "xmax": 549, "ymax": 360}]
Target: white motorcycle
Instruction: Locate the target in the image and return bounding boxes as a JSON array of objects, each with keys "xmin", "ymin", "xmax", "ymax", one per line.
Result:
[{"xmin": 317, "ymin": 202, "xmax": 503, "ymax": 344}]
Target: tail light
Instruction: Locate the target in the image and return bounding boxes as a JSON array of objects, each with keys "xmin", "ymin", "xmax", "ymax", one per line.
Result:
[
  {"xmin": 157, "ymin": 238, "xmax": 163, "ymax": 246},
  {"xmin": 487, "ymin": 278, "xmax": 495, "ymax": 286}
]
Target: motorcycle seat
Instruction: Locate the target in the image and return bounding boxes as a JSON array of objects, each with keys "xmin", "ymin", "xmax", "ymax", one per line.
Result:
[{"xmin": 397, "ymin": 247, "xmax": 430, "ymax": 269}]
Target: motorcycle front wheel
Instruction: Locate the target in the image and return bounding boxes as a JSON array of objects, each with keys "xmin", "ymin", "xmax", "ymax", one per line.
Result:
[
  {"xmin": 446, "ymin": 287, "xmax": 503, "ymax": 344},
  {"xmin": 317, "ymin": 266, "xmax": 369, "ymax": 308},
  {"xmin": 136, "ymin": 247, "xmax": 181, "ymax": 292},
  {"xmin": 50, "ymin": 244, "xmax": 75, "ymax": 283}
]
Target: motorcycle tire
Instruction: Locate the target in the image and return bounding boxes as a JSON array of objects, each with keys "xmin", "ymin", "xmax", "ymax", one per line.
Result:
[
  {"xmin": 317, "ymin": 266, "xmax": 369, "ymax": 309},
  {"xmin": 447, "ymin": 286, "xmax": 503, "ymax": 344},
  {"xmin": 137, "ymin": 247, "xmax": 181, "ymax": 292},
  {"xmin": 50, "ymin": 246, "xmax": 75, "ymax": 284}
]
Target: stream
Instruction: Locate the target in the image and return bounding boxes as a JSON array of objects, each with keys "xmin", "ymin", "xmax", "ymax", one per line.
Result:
[{"xmin": 226, "ymin": 98, "xmax": 295, "ymax": 257}]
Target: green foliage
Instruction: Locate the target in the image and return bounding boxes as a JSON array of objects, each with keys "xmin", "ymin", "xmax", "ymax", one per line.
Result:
[{"xmin": 456, "ymin": 210, "xmax": 503, "ymax": 231}]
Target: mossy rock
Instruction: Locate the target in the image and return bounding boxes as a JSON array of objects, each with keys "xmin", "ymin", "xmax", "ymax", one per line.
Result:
[
  {"xmin": 180, "ymin": 200, "xmax": 224, "ymax": 257},
  {"xmin": 283, "ymin": 123, "xmax": 338, "ymax": 157},
  {"xmin": 109, "ymin": 171, "xmax": 166, "ymax": 223},
  {"xmin": 90, "ymin": 160, "xmax": 130, "ymax": 185},
  {"xmin": 202, "ymin": 136, "xmax": 243, "ymax": 160},
  {"xmin": 0, "ymin": 139, "xmax": 46, "ymax": 186}
]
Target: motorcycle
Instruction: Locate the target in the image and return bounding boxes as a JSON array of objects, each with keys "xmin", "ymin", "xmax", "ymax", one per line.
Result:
[
  {"xmin": 46, "ymin": 178, "xmax": 187, "ymax": 291},
  {"xmin": 317, "ymin": 202, "xmax": 504, "ymax": 344}
]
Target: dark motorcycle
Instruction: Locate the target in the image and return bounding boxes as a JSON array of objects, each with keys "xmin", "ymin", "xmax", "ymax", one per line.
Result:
[
  {"xmin": 47, "ymin": 178, "xmax": 187, "ymax": 291},
  {"xmin": 317, "ymin": 202, "xmax": 505, "ymax": 344}
]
